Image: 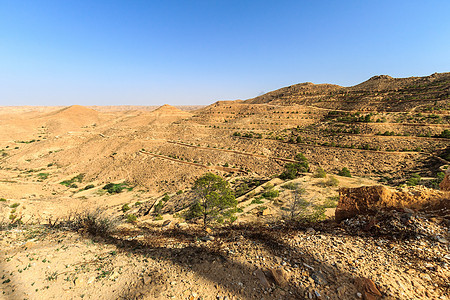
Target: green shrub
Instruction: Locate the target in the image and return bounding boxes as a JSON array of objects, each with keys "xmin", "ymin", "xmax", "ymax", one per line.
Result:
[
  {"xmin": 321, "ymin": 197, "xmax": 338, "ymax": 208},
  {"xmin": 406, "ymin": 173, "xmax": 421, "ymax": 186},
  {"xmin": 280, "ymin": 153, "xmax": 309, "ymax": 179},
  {"xmin": 84, "ymin": 184, "xmax": 95, "ymax": 190},
  {"xmin": 126, "ymin": 214, "xmax": 137, "ymax": 223},
  {"xmin": 251, "ymin": 198, "xmax": 264, "ymax": 204},
  {"xmin": 122, "ymin": 204, "xmax": 130, "ymax": 212},
  {"xmin": 431, "ymin": 172, "xmax": 445, "ymax": 189},
  {"xmin": 10, "ymin": 203, "xmax": 19, "ymax": 208},
  {"xmin": 184, "ymin": 202, "xmax": 202, "ymax": 220},
  {"xmin": 37, "ymin": 173, "xmax": 49, "ymax": 180},
  {"xmin": 102, "ymin": 182, "xmax": 132, "ymax": 194},
  {"xmin": 435, "ymin": 129, "xmax": 450, "ymax": 139},
  {"xmin": 322, "ymin": 176, "xmax": 339, "ymax": 187},
  {"xmin": 154, "ymin": 200, "xmax": 164, "ymax": 214},
  {"xmin": 262, "ymin": 189, "xmax": 279, "ymax": 199},
  {"xmin": 338, "ymin": 167, "xmax": 351, "ymax": 177},
  {"xmin": 153, "ymin": 214, "xmax": 163, "ymax": 221},
  {"xmin": 314, "ymin": 167, "xmax": 326, "ymax": 178},
  {"xmin": 60, "ymin": 174, "xmax": 85, "ymax": 187},
  {"xmin": 281, "ymin": 182, "xmax": 298, "ymax": 190},
  {"xmin": 176, "ymin": 190, "xmax": 183, "ymax": 195},
  {"xmin": 0, "ymin": 198, "xmax": 6, "ymax": 202}
]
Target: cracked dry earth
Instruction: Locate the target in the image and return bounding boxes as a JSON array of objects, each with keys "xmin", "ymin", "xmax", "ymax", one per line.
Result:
[{"xmin": 1, "ymin": 214, "xmax": 448, "ymax": 300}]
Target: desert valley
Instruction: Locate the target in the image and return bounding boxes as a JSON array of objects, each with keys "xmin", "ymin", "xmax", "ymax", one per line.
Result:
[{"xmin": 0, "ymin": 73, "xmax": 449, "ymax": 300}]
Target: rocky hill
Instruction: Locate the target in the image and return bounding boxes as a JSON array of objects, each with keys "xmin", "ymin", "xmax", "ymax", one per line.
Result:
[{"xmin": 245, "ymin": 72, "xmax": 450, "ymax": 112}]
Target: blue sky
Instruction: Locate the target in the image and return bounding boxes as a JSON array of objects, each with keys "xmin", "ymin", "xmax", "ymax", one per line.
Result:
[{"xmin": 1, "ymin": 0, "xmax": 449, "ymax": 106}]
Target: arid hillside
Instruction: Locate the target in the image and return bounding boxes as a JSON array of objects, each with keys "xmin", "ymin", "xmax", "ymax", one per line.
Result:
[
  {"xmin": 0, "ymin": 73, "xmax": 449, "ymax": 300},
  {"xmin": 1, "ymin": 73, "xmax": 449, "ymax": 196}
]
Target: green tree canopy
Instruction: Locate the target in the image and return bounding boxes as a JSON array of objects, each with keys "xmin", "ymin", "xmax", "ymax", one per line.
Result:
[
  {"xmin": 280, "ymin": 153, "xmax": 309, "ymax": 180},
  {"xmin": 190, "ymin": 173, "xmax": 236, "ymax": 229}
]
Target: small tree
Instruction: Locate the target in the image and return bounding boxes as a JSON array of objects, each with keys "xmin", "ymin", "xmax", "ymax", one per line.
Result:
[
  {"xmin": 284, "ymin": 184, "xmax": 309, "ymax": 220},
  {"xmin": 280, "ymin": 153, "xmax": 309, "ymax": 179},
  {"xmin": 191, "ymin": 173, "xmax": 236, "ymax": 229}
]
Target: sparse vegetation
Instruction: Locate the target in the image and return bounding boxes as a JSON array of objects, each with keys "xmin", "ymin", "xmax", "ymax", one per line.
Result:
[
  {"xmin": 320, "ymin": 176, "xmax": 339, "ymax": 187},
  {"xmin": 84, "ymin": 184, "xmax": 95, "ymax": 190},
  {"xmin": 284, "ymin": 185, "xmax": 308, "ymax": 220},
  {"xmin": 37, "ymin": 173, "xmax": 49, "ymax": 180},
  {"xmin": 406, "ymin": 173, "xmax": 421, "ymax": 186},
  {"xmin": 126, "ymin": 214, "xmax": 137, "ymax": 223},
  {"xmin": 262, "ymin": 189, "xmax": 279, "ymax": 199},
  {"xmin": 121, "ymin": 204, "xmax": 130, "ymax": 212},
  {"xmin": 280, "ymin": 153, "xmax": 309, "ymax": 179},
  {"xmin": 435, "ymin": 129, "xmax": 450, "ymax": 139},
  {"xmin": 60, "ymin": 174, "xmax": 85, "ymax": 187},
  {"xmin": 63, "ymin": 209, "xmax": 120, "ymax": 237},
  {"xmin": 102, "ymin": 182, "xmax": 133, "ymax": 194},
  {"xmin": 314, "ymin": 167, "xmax": 326, "ymax": 178},
  {"xmin": 338, "ymin": 167, "xmax": 351, "ymax": 177}
]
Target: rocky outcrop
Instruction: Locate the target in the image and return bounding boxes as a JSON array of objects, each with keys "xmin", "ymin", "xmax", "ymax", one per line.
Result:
[
  {"xmin": 439, "ymin": 168, "xmax": 450, "ymax": 191},
  {"xmin": 336, "ymin": 185, "xmax": 450, "ymax": 222}
]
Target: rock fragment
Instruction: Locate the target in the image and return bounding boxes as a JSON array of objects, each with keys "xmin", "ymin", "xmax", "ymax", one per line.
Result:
[
  {"xmin": 255, "ymin": 269, "xmax": 271, "ymax": 289},
  {"xmin": 270, "ymin": 268, "xmax": 289, "ymax": 288},
  {"xmin": 355, "ymin": 277, "xmax": 382, "ymax": 300}
]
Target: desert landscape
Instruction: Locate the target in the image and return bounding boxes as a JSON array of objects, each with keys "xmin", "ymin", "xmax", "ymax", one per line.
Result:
[{"xmin": 0, "ymin": 73, "xmax": 449, "ymax": 299}]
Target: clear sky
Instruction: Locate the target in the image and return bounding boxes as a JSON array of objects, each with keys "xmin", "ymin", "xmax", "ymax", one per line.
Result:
[{"xmin": 1, "ymin": 0, "xmax": 449, "ymax": 106}]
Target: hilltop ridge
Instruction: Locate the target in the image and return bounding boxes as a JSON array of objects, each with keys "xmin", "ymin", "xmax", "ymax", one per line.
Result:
[{"xmin": 243, "ymin": 72, "xmax": 450, "ymax": 111}]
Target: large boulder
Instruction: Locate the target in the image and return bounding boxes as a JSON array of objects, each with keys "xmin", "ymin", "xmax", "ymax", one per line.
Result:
[{"xmin": 336, "ymin": 185, "xmax": 450, "ymax": 222}]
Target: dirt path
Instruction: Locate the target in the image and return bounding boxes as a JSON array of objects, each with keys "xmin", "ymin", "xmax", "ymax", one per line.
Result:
[
  {"xmin": 139, "ymin": 150, "xmax": 248, "ymax": 174},
  {"xmin": 167, "ymin": 140, "xmax": 299, "ymax": 163},
  {"xmin": 234, "ymin": 136, "xmax": 422, "ymax": 155}
]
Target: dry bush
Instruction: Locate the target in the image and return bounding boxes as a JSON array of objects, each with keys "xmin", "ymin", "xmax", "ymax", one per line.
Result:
[{"xmin": 56, "ymin": 209, "xmax": 120, "ymax": 237}]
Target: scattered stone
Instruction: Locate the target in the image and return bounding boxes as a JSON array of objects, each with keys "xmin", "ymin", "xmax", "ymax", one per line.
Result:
[
  {"xmin": 177, "ymin": 222, "xmax": 188, "ymax": 228},
  {"xmin": 143, "ymin": 275, "xmax": 152, "ymax": 284},
  {"xmin": 200, "ymin": 235, "xmax": 214, "ymax": 242},
  {"xmin": 306, "ymin": 227, "xmax": 316, "ymax": 234},
  {"xmin": 436, "ymin": 236, "xmax": 448, "ymax": 244},
  {"xmin": 255, "ymin": 269, "xmax": 271, "ymax": 289},
  {"xmin": 311, "ymin": 272, "xmax": 328, "ymax": 285},
  {"xmin": 270, "ymin": 268, "xmax": 289, "ymax": 288},
  {"xmin": 262, "ymin": 208, "xmax": 272, "ymax": 216},
  {"xmin": 337, "ymin": 286, "xmax": 347, "ymax": 298},
  {"xmin": 22, "ymin": 241, "xmax": 35, "ymax": 249},
  {"xmin": 355, "ymin": 277, "xmax": 382, "ymax": 300},
  {"xmin": 74, "ymin": 277, "xmax": 84, "ymax": 286},
  {"xmin": 109, "ymin": 271, "xmax": 120, "ymax": 280}
]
